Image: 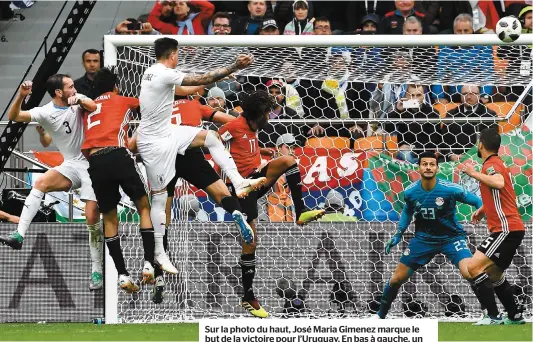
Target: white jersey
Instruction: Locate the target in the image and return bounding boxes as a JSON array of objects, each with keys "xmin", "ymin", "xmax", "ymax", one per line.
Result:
[
  {"xmin": 29, "ymin": 101, "xmax": 85, "ymax": 161},
  {"xmin": 138, "ymin": 63, "xmax": 185, "ymax": 143}
]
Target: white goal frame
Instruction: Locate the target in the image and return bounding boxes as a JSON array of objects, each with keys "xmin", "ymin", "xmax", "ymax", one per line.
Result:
[{"xmin": 103, "ymin": 33, "xmax": 533, "ymax": 324}]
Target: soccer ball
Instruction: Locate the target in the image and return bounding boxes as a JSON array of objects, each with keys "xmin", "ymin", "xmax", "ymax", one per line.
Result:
[{"xmin": 496, "ymin": 16, "xmax": 522, "ymax": 42}]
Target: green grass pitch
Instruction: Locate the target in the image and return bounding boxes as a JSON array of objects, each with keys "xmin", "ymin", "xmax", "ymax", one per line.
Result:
[{"xmin": 0, "ymin": 322, "xmax": 530, "ymax": 341}]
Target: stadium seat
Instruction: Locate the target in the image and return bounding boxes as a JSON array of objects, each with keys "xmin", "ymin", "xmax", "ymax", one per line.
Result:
[
  {"xmin": 487, "ymin": 102, "xmax": 523, "ymax": 133},
  {"xmin": 305, "ymin": 137, "xmax": 350, "ymax": 149},
  {"xmin": 352, "ymin": 136, "xmax": 398, "ymax": 152},
  {"xmin": 433, "ymin": 102, "xmax": 459, "ymax": 118}
]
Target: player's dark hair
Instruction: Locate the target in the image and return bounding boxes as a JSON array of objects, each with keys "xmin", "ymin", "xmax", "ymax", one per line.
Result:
[
  {"xmin": 240, "ymin": 90, "xmax": 275, "ymax": 122},
  {"xmin": 479, "ymin": 127, "xmax": 501, "ymax": 153},
  {"xmin": 418, "ymin": 151, "xmax": 438, "ymax": 165},
  {"xmin": 81, "ymin": 49, "xmax": 100, "ymax": 61},
  {"xmin": 46, "ymin": 74, "xmax": 70, "ymax": 98},
  {"xmin": 154, "ymin": 37, "xmax": 179, "ymax": 60},
  {"xmin": 90, "ymin": 67, "xmax": 118, "ymax": 99}
]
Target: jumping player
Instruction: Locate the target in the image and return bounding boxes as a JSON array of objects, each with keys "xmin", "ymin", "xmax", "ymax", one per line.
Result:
[
  {"xmin": 378, "ymin": 151, "xmax": 483, "ymax": 319},
  {"xmin": 462, "ymin": 127, "xmax": 526, "ymax": 325},
  {"xmin": 1, "ymin": 76, "xmax": 104, "ymax": 291},
  {"xmin": 82, "ymin": 68, "xmax": 157, "ymax": 293},
  {"xmin": 138, "ymin": 37, "xmax": 264, "ymax": 274},
  {"xmin": 218, "ymin": 90, "xmax": 326, "ymax": 318}
]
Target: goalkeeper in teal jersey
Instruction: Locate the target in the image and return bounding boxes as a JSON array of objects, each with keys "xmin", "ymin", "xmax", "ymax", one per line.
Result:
[{"xmin": 377, "ymin": 152, "xmax": 483, "ymax": 319}]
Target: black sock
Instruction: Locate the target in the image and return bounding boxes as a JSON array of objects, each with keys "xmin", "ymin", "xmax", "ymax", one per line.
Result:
[
  {"xmin": 221, "ymin": 195, "xmax": 241, "ymax": 214},
  {"xmin": 285, "ymin": 164, "xmax": 304, "ymax": 218},
  {"xmin": 471, "ymin": 273, "xmax": 499, "ymax": 317},
  {"xmin": 471, "ymin": 284, "xmax": 486, "ymax": 311},
  {"xmin": 494, "ymin": 277, "xmax": 521, "ymax": 319},
  {"xmin": 240, "ymin": 253, "xmax": 256, "ymax": 300},
  {"xmin": 140, "ymin": 228, "xmax": 154, "ymax": 265},
  {"xmin": 105, "ymin": 235, "xmax": 128, "ymax": 276},
  {"xmin": 163, "ymin": 229, "xmax": 168, "ymax": 252}
]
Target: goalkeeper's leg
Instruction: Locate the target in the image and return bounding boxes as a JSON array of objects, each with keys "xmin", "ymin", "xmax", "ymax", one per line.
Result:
[
  {"xmin": 240, "ymin": 220, "xmax": 268, "ymax": 318},
  {"xmin": 377, "ymin": 262, "xmax": 413, "ymax": 318},
  {"xmin": 103, "ymin": 209, "xmax": 139, "ymax": 294},
  {"xmin": 258, "ymin": 156, "xmax": 324, "ymax": 225}
]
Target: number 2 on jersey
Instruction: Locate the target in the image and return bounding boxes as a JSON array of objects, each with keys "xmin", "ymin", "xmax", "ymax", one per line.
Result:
[
  {"xmin": 87, "ymin": 104, "xmax": 102, "ymax": 130},
  {"xmin": 420, "ymin": 207, "xmax": 435, "ymax": 220}
]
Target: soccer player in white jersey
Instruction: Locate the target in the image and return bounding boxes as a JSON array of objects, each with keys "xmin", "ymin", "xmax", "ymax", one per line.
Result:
[
  {"xmin": 138, "ymin": 37, "xmax": 265, "ymax": 273},
  {"xmin": 0, "ymin": 75, "xmax": 104, "ymax": 291}
]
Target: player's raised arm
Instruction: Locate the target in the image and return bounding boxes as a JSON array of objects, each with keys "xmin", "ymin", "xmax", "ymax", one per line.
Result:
[
  {"xmin": 181, "ymin": 54, "xmax": 253, "ymax": 86},
  {"xmin": 462, "ymin": 163, "xmax": 505, "ymax": 190},
  {"xmin": 8, "ymin": 81, "xmax": 33, "ymax": 122},
  {"xmin": 175, "ymin": 85, "xmax": 205, "ymax": 96},
  {"xmin": 385, "ymin": 197, "xmax": 414, "ymax": 254},
  {"xmin": 69, "ymin": 93, "xmax": 97, "ymax": 113}
]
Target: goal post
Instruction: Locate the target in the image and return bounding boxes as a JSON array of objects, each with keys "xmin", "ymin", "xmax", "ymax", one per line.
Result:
[{"xmin": 104, "ymin": 34, "xmax": 533, "ymax": 324}]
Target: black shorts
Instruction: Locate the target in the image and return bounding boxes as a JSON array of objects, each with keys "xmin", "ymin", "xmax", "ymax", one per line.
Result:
[
  {"xmin": 477, "ymin": 230, "xmax": 525, "ymax": 270},
  {"xmin": 88, "ymin": 147, "xmax": 147, "ymax": 213},
  {"xmin": 227, "ymin": 165, "xmax": 270, "ymax": 223},
  {"xmin": 167, "ymin": 148, "xmax": 220, "ymax": 197}
]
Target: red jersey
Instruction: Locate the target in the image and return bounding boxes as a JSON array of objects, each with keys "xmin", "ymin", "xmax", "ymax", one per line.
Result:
[
  {"xmin": 219, "ymin": 115, "xmax": 261, "ymax": 178},
  {"xmin": 480, "ymin": 155, "xmax": 525, "ymax": 233},
  {"xmin": 171, "ymin": 99, "xmax": 214, "ymax": 127},
  {"xmin": 82, "ymin": 92, "xmax": 139, "ymax": 151}
]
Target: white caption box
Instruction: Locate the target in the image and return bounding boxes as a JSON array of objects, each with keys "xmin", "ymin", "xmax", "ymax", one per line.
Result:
[{"xmin": 200, "ymin": 319, "xmax": 438, "ymax": 342}]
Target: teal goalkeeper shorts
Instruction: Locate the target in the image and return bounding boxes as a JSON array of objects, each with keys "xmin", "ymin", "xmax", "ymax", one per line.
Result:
[{"xmin": 399, "ymin": 235, "xmax": 472, "ymax": 270}]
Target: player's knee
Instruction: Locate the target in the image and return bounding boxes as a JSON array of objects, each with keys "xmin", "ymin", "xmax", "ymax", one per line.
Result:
[
  {"xmin": 84, "ymin": 201, "xmax": 100, "ymax": 224},
  {"xmin": 34, "ymin": 177, "xmax": 51, "ymax": 193},
  {"xmin": 281, "ymin": 155, "xmax": 297, "ymax": 168},
  {"xmin": 242, "ymin": 241, "xmax": 257, "ymax": 253},
  {"xmin": 467, "ymin": 261, "xmax": 484, "ymax": 278},
  {"xmin": 389, "ymin": 274, "xmax": 406, "ymax": 288}
]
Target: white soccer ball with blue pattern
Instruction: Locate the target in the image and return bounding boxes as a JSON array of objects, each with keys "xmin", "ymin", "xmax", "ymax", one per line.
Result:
[{"xmin": 496, "ymin": 16, "xmax": 522, "ymax": 43}]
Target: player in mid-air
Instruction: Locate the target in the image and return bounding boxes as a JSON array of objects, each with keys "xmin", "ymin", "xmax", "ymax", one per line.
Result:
[
  {"xmin": 0, "ymin": 75, "xmax": 104, "ymax": 291},
  {"xmin": 129, "ymin": 92, "xmax": 241, "ymax": 303},
  {"xmin": 138, "ymin": 37, "xmax": 264, "ymax": 274},
  {"xmin": 462, "ymin": 128, "xmax": 526, "ymax": 325},
  {"xmin": 377, "ymin": 151, "xmax": 484, "ymax": 319},
  {"xmin": 218, "ymin": 90, "xmax": 326, "ymax": 318},
  {"xmin": 82, "ymin": 67, "xmax": 157, "ymax": 293}
]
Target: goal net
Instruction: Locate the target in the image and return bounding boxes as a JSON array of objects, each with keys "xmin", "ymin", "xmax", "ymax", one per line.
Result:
[{"xmin": 104, "ymin": 35, "xmax": 533, "ymax": 323}]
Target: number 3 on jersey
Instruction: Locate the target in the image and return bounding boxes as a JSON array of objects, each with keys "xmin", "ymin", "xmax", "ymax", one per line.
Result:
[
  {"xmin": 87, "ymin": 103, "xmax": 102, "ymax": 130},
  {"xmin": 421, "ymin": 207, "xmax": 436, "ymax": 220}
]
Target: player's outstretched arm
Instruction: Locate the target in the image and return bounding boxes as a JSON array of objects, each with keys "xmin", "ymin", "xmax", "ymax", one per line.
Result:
[
  {"xmin": 68, "ymin": 94, "xmax": 97, "ymax": 113},
  {"xmin": 181, "ymin": 54, "xmax": 253, "ymax": 86},
  {"xmin": 462, "ymin": 165, "xmax": 505, "ymax": 190},
  {"xmin": 454, "ymin": 187, "xmax": 483, "ymax": 209},
  {"xmin": 175, "ymin": 85, "xmax": 205, "ymax": 96},
  {"xmin": 385, "ymin": 201, "xmax": 413, "ymax": 254},
  {"xmin": 211, "ymin": 111, "xmax": 236, "ymax": 125},
  {"xmin": 8, "ymin": 81, "xmax": 33, "ymax": 122}
]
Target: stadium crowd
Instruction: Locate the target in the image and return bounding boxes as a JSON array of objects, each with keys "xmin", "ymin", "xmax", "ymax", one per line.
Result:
[{"xmin": 63, "ymin": 0, "xmax": 532, "ymax": 221}]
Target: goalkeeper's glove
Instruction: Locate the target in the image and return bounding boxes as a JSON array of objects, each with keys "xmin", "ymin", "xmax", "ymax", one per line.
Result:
[{"xmin": 385, "ymin": 231, "xmax": 403, "ymax": 255}]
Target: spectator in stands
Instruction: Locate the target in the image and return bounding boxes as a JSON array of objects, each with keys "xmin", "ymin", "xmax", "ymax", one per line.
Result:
[
  {"xmin": 403, "ymin": 15, "xmax": 423, "ymax": 34},
  {"xmin": 232, "ymin": 0, "xmax": 268, "ymax": 35},
  {"xmin": 413, "ymin": 1, "xmax": 440, "ymax": 34},
  {"xmin": 259, "ymin": 18, "xmax": 280, "ymax": 35},
  {"xmin": 148, "ymin": 0, "xmax": 214, "ymax": 35},
  {"xmin": 206, "ymin": 87, "xmax": 239, "ymax": 117},
  {"xmin": 440, "ymin": 84, "xmax": 497, "ymax": 162},
  {"xmin": 74, "ymin": 49, "xmax": 101, "ymax": 98},
  {"xmin": 283, "ymin": 0, "xmax": 314, "ymax": 35},
  {"xmin": 111, "ymin": 18, "xmax": 161, "ymax": 35},
  {"xmin": 210, "ymin": 11, "xmax": 232, "ymax": 35},
  {"xmin": 148, "ymin": 1, "xmax": 177, "ymax": 33},
  {"xmin": 313, "ymin": 16, "xmax": 332, "ymax": 35},
  {"xmin": 401, "ymin": 16, "xmax": 437, "ymax": 81},
  {"xmin": 258, "ymin": 80, "xmax": 305, "ymax": 147},
  {"xmin": 357, "ymin": 13, "xmax": 380, "ymax": 34},
  {"xmin": 383, "ymin": 84, "xmax": 441, "ymax": 164},
  {"xmin": 432, "ymin": 14, "xmax": 494, "ymax": 105},
  {"xmin": 379, "ymin": 0, "xmax": 427, "ymax": 34}
]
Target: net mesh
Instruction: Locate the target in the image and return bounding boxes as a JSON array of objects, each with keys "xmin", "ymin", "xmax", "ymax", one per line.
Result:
[{"xmin": 114, "ymin": 43, "xmax": 532, "ymax": 322}]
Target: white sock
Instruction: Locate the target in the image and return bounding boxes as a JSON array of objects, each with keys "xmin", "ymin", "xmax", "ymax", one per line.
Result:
[
  {"xmin": 87, "ymin": 222, "xmax": 103, "ymax": 274},
  {"xmin": 151, "ymin": 192, "xmax": 167, "ymax": 256},
  {"xmin": 204, "ymin": 130, "xmax": 244, "ymax": 185},
  {"xmin": 17, "ymin": 188, "xmax": 44, "ymax": 237}
]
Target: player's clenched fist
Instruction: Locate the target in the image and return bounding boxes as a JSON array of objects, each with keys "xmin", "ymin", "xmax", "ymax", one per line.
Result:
[
  {"xmin": 19, "ymin": 81, "xmax": 32, "ymax": 97},
  {"xmin": 67, "ymin": 93, "xmax": 89, "ymax": 106},
  {"xmin": 234, "ymin": 54, "xmax": 253, "ymax": 69},
  {"xmin": 385, "ymin": 233, "xmax": 402, "ymax": 254}
]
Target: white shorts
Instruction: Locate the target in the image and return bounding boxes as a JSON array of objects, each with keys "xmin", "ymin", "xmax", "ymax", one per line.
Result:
[
  {"xmin": 54, "ymin": 159, "xmax": 96, "ymax": 202},
  {"xmin": 138, "ymin": 125, "xmax": 202, "ymax": 192}
]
